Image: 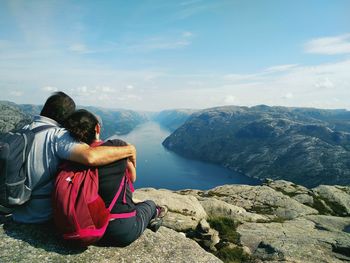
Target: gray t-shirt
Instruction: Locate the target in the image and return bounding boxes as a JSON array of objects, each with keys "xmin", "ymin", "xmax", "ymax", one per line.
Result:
[{"xmin": 12, "ymin": 115, "xmax": 80, "ymax": 223}]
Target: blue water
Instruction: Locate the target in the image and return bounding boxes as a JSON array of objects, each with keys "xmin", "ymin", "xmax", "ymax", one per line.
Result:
[
  {"xmin": 112, "ymin": 122, "xmax": 260, "ymax": 190},
  {"xmin": 344, "ymin": 225, "xmax": 350, "ymax": 233}
]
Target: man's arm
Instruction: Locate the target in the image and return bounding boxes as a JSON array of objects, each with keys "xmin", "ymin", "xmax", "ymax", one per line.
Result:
[{"xmin": 69, "ymin": 143, "xmax": 136, "ymax": 167}]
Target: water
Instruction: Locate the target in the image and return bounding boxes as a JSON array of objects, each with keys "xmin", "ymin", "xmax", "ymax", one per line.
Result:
[
  {"xmin": 112, "ymin": 122, "xmax": 260, "ymax": 190},
  {"xmin": 344, "ymin": 225, "xmax": 350, "ymax": 233}
]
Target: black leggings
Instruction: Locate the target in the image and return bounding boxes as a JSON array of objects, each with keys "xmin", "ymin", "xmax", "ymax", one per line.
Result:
[{"xmin": 100, "ymin": 200, "xmax": 157, "ymax": 247}]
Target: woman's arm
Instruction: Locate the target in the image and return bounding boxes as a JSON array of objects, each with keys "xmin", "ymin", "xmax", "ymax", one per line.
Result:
[{"xmin": 127, "ymin": 159, "xmax": 136, "ymax": 183}]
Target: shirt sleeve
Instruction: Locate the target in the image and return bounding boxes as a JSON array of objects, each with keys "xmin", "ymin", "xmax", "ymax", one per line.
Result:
[{"xmin": 54, "ymin": 129, "xmax": 83, "ymax": 160}]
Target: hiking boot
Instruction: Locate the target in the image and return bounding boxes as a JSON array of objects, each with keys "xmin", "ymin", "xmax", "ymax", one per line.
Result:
[
  {"xmin": 149, "ymin": 218, "xmax": 163, "ymax": 232},
  {"xmin": 156, "ymin": 205, "xmax": 168, "ymax": 219}
]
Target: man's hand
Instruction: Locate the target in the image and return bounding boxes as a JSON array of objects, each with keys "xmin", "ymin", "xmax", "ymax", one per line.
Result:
[{"xmin": 70, "ymin": 143, "xmax": 137, "ymax": 167}]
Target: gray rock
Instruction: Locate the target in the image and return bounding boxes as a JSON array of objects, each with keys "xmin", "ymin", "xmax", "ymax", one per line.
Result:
[
  {"xmin": 162, "ymin": 211, "xmax": 198, "ymax": 232},
  {"xmin": 134, "ymin": 188, "xmax": 207, "ymax": 231},
  {"xmin": 292, "ymin": 193, "xmax": 314, "ymax": 206},
  {"xmin": 198, "ymin": 219, "xmax": 210, "ymax": 233},
  {"xmin": 0, "ymin": 216, "xmax": 222, "ymax": 263},
  {"xmin": 312, "ymin": 185, "xmax": 350, "ymax": 216},
  {"xmin": 265, "ymin": 179, "xmax": 310, "ymax": 195},
  {"xmin": 237, "ymin": 216, "xmax": 350, "ymax": 263},
  {"xmin": 206, "ymin": 185, "xmax": 318, "ymax": 219},
  {"xmin": 199, "ymin": 197, "xmax": 268, "ymax": 223},
  {"xmin": 134, "ymin": 188, "xmax": 207, "ymax": 219}
]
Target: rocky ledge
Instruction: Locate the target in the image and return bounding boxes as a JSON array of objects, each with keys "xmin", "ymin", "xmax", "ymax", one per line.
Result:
[{"xmin": 1, "ymin": 180, "xmax": 349, "ymax": 263}]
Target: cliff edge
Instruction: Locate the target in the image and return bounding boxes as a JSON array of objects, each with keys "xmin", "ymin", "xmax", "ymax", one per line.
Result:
[{"xmin": 1, "ymin": 180, "xmax": 349, "ymax": 263}]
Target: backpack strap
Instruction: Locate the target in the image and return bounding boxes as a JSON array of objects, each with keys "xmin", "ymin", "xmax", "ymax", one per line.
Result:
[
  {"xmin": 108, "ymin": 174, "xmax": 137, "ymax": 220},
  {"xmin": 30, "ymin": 124, "xmax": 56, "ymax": 193},
  {"xmin": 31, "ymin": 125, "xmax": 55, "ymax": 134},
  {"xmin": 108, "ymin": 176, "xmax": 126, "ymax": 211}
]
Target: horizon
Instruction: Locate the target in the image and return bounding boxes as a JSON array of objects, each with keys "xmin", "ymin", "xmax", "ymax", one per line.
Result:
[
  {"xmin": 3, "ymin": 99, "xmax": 350, "ymax": 113},
  {"xmin": 1, "ymin": 1, "xmax": 350, "ymax": 111}
]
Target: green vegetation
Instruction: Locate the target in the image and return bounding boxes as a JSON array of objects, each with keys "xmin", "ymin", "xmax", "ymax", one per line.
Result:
[
  {"xmin": 311, "ymin": 195, "xmax": 332, "ymax": 215},
  {"xmin": 309, "ymin": 194, "xmax": 347, "ymax": 216},
  {"xmin": 272, "ymin": 187, "xmax": 299, "ymax": 198},
  {"xmin": 250, "ymin": 205, "xmax": 277, "ymax": 215},
  {"xmin": 205, "ymin": 191, "xmax": 229, "ymax": 198},
  {"xmin": 207, "ymin": 217, "xmax": 252, "ymax": 263},
  {"xmin": 214, "ymin": 246, "xmax": 251, "ymax": 263},
  {"xmin": 208, "ymin": 217, "xmax": 240, "ymax": 244}
]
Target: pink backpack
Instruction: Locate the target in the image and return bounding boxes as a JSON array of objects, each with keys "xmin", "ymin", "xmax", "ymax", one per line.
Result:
[{"xmin": 52, "ymin": 163, "xmax": 135, "ymax": 247}]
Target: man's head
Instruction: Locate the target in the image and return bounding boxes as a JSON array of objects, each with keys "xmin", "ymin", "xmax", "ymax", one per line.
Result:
[{"xmin": 40, "ymin": 92, "xmax": 76, "ymax": 125}]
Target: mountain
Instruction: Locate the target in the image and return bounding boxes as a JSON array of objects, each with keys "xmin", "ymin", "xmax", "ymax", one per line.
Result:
[
  {"xmin": 163, "ymin": 105, "xmax": 350, "ymax": 187},
  {"xmin": 84, "ymin": 106, "xmax": 149, "ymax": 138},
  {"xmin": 0, "ymin": 101, "xmax": 148, "ymax": 138},
  {"xmin": 154, "ymin": 109, "xmax": 197, "ymax": 131},
  {"xmin": 0, "ymin": 101, "xmax": 33, "ymax": 133}
]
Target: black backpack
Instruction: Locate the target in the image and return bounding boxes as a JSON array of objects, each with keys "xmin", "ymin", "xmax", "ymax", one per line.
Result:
[{"xmin": 0, "ymin": 125, "xmax": 53, "ymax": 214}]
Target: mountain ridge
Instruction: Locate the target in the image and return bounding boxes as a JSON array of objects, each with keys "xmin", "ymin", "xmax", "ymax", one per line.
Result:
[{"xmin": 163, "ymin": 105, "xmax": 350, "ymax": 187}]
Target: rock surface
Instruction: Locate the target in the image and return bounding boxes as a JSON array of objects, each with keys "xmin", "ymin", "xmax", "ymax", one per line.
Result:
[
  {"xmin": 238, "ymin": 216, "xmax": 350, "ymax": 263},
  {"xmin": 312, "ymin": 185, "xmax": 350, "ymax": 216},
  {"xmin": 206, "ymin": 184, "xmax": 318, "ymax": 220},
  {"xmin": 1, "ymin": 180, "xmax": 349, "ymax": 263},
  {"xmin": 134, "ymin": 188, "xmax": 207, "ymax": 231},
  {"xmin": 0, "ymin": 216, "xmax": 221, "ymax": 263}
]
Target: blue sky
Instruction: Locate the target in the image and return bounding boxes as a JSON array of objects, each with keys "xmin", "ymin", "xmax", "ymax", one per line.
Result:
[{"xmin": 0, "ymin": 0, "xmax": 350, "ymax": 111}]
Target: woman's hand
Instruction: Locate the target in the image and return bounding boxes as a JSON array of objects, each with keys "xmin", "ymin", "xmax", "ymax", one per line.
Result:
[{"xmin": 127, "ymin": 159, "xmax": 136, "ymax": 183}]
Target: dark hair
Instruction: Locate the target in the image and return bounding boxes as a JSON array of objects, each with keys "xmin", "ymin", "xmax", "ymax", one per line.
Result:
[
  {"xmin": 64, "ymin": 109, "xmax": 99, "ymax": 145},
  {"xmin": 40, "ymin": 92, "xmax": 76, "ymax": 125}
]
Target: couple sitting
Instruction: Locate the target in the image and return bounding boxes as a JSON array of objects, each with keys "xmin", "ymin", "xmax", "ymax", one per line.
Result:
[
  {"xmin": 61, "ymin": 109, "xmax": 167, "ymax": 246},
  {"xmin": 10, "ymin": 91, "xmax": 166, "ymax": 247}
]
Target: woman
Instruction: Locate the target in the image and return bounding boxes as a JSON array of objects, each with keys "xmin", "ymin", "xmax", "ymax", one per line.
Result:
[{"xmin": 63, "ymin": 109, "xmax": 167, "ymax": 247}]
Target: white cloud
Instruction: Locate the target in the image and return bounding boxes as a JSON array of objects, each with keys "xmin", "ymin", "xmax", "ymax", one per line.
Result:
[
  {"xmin": 304, "ymin": 33, "xmax": 350, "ymax": 55},
  {"xmin": 224, "ymin": 95, "xmax": 236, "ymax": 104},
  {"xmin": 10, "ymin": 90, "xmax": 23, "ymax": 97},
  {"xmin": 77, "ymin": 86, "xmax": 88, "ymax": 93},
  {"xmin": 69, "ymin": 43, "xmax": 89, "ymax": 53},
  {"xmin": 263, "ymin": 64, "xmax": 298, "ymax": 73},
  {"xmin": 314, "ymin": 78, "xmax": 334, "ymax": 90},
  {"xmin": 282, "ymin": 92, "xmax": 294, "ymax": 99},
  {"xmin": 99, "ymin": 86, "xmax": 115, "ymax": 93},
  {"xmin": 128, "ymin": 37, "xmax": 190, "ymax": 51},
  {"xmin": 182, "ymin": 31, "xmax": 193, "ymax": 38},
  {"xmin": 125, "ymin": 32, "xmax": 193, "ymax": 52},
  {"xmin": 42, "ymin": 86, "xmax": 58, "ymax": 92},
  {"xmin": 126, "ymin": 85, "xmax": 134, "ymax": 90}
]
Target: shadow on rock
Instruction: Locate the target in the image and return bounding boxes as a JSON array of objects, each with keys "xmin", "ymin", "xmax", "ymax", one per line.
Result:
[{"xmin": 1, "ymin": 215, "xmax": 86, "ymax": 255}]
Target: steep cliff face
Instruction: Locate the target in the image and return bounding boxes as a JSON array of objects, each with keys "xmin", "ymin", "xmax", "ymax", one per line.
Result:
[
  {"xmin": 84, "ymin": 106, "xmax": 149, "ymax": 138},
  {"xmin": 154, "ymin": 109, "xmax": 197, "ymax": 131},
  {"xmin": 1, "ymin": 180, "xmax": 349, "ymax": 263},
  {"xmin": 163, "ymin": 105, "xmax": 350, "ymax": 187},
  {"xmin": 0, "ymin": 101, "xmax": 33, "ymax": 133}
]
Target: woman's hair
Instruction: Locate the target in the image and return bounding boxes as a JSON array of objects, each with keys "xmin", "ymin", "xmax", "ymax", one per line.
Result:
[{"xmin": 64, "ymin": 109, "xmax": 99, "ymax": 145}]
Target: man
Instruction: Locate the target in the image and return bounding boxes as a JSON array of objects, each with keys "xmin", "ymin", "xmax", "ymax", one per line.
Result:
[{"xmin": 12, "ymin": 92, "xmax": 136, "ymax": 223}]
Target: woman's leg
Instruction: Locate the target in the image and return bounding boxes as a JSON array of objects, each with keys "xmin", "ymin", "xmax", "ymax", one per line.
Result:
[
  {"xmin": 101, "ymin": 200, "xmax": 157, "ymax": 247},
  {"xmin": 134, "ymin": 200, "xmax": 157, "ymax": 235}
]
